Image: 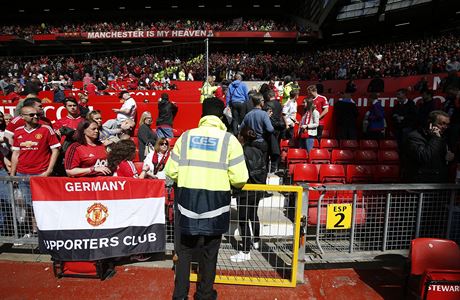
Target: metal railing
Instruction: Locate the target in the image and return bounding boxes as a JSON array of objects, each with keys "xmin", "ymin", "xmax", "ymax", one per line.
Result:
[{"xmin": 299, "ymin": 183, "xmax": 460, "ymax": 262}]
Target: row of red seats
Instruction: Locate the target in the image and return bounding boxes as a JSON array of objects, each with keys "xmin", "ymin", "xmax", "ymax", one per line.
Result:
[
  {"xmin": 281, "ymin": 139, "xmax": 398, "ymax": 152},
  {"xmin": 291, "ymin": 163, "xmax": 400, "ymax": 184},
  {"xmin": 286, "ymin": 148, "xmax": 399, "ymax": 165}
]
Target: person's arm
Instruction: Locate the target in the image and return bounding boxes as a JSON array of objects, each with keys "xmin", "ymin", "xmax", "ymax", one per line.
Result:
[
  {"xmin": 407, "ymin": 132, "xmax": 445, "ymax": 164},
  {"xmin": 66, "ymin": 165, "xmax": 111, "ymax": 177},
  {"xmin": 227, "ymin": 135, "xmax": 249, "ymax": 189},
  {"xmin": 165, "ymin": 135, "xmax": 182, "ymax": 182},
  {"xmin": 263, "ymin": 113, "xmax": 274, "ymax": 133},
  {"xmin": 319, "ymin": 106, "xmax": 328, "ymax": 120},
  {"xmin": 10, "ymin": 150, "xmax": 19, "ymax": 176},
  {"xmin": 308, "ymin": 111, "xmax": 320, "ymax": 129}
]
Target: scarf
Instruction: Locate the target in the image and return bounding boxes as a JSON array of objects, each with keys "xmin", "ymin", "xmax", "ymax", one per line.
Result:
[{"xmin": 151, "ymin": 150, "xmax": 170, "ymax": 175}]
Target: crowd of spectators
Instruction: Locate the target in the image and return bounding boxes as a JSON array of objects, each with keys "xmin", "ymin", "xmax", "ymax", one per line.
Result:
[
  {"xmin": 0, "ymin": 18, "xmax": 300, "ymax": 38},
  {"xmin": 0, "ymin": 33, "xmax": 458, "ymax": 92}
]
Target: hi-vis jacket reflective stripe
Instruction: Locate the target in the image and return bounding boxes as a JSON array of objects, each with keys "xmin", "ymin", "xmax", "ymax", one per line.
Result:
[{"xmin": 165, "ymin": 115, "xmax": 249, "ymax": 235}]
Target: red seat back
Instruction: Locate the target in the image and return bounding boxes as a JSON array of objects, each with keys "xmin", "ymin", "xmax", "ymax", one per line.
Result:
[
  {"xmin": 410, "ymin": 238, "xmax": 460, "ymax": 276},
  {"xmin": 320, "ymin": 139, "xmax": 339, "ymax": 150},
  {"xmin": 293, "ymin": 164, "xmax": 320, "ymax": 183},
  {"xmin": 359, "ymin": 139, "xmax": 379, "ymax": 150},
  {"xmin": 379, "ymin": 139, "xmax": 398, "ymax": 150},
  {"xmin": 378, "ymin": 150, "xmax": 399, "ymax": 164},
  {"xmin": 287, "ymin": 148, "xmax": 308, "ymax": 165},
  {"xmin": 339, "ymin": 139, "xmax": 359, "ymax": 150},
  {"xmin": 331, "ymin": 149, "xmax": 354, "ymax": 164},
  {"xmin": 308, "ymin": 148, "xmax": 331, "ymax": 164},
  {"xmin": 321, "ymin": 129, "xmax": 330, "ymax": 138},
  {"xmin": 319, "ymin": 164, "xmax": 345, "ymax": 183},
  {"xmin": 346, "ymin": 165, "xmax": 373, "ymax": 183},
  {"xmin": 354, "ymin": 150, "xmax": 378, "ymax": 164},
  {"xmin": 373, "ymin": 164, "xmax": 400, "ymax": 183}
]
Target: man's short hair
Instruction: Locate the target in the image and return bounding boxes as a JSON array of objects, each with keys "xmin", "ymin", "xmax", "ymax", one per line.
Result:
[
  {"xmin": 428, "ymin": 110, "xmax": 449, "ymax": 125},
  {"xmin": 307, "ymin": 85, "xmax": 317, "ymax": 93},
  {"xmin": 22, "ymin": 97, "xmax": 41, "ymax": 108},
  {"xmin": 119, "ymin": 91, "xmax": 129, "ymax": 98},
  {"xmin": 251, "ymin": 93, "xmax": 264, "ymax": 107},
  {"xmin": 63, "ymin": 97, "xmax": 78, "ymax": 106},
  {"xmin": 202, "ymin": 97, "xmax": 224, "ymax": 118}
]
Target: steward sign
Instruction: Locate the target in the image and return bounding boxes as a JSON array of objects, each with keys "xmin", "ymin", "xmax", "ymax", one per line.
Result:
[{"xmin": 31, "ymin": 177, "xmax": 166, "ymax": 261}]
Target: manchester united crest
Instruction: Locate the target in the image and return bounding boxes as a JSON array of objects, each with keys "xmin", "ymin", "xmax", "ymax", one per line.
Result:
[
  {"xmin": 35, "ymin": 133, "xmax": 43, "ymax": 139},
  {"xmin": 86, "ymin": 203, "xmax": 109, "ymax": 226}
]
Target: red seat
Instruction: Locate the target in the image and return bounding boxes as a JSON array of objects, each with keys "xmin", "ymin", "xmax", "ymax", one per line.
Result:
[
  {"xmin": 320, "ymin": 139, "xmax": 339, "ymax": 150},
  {"xmin": 321, "ymin": 129, "xmax": 330, "ymax": 138},
  {"xmin": 408, "ymin": 238, "xmax": 460, "ymax": 300},
  {"xmin": 133, "ymin": 162, "xmax": 144, "ymax": 174},
  {"xmin": 319, "ymin": 164, "xmax": 346, "ymax": 183},
  {"xmin": 307, "ymin": 183, "xmax": 338, "ymax": 203},
  {"xmin": 346, "ymin": 165, "xmax": 373, "ymax": 183},
  {"xmin": 286, "ymin": 148, "xmax": 308, "ymax": 166},
  {"xmin": 331, "ymin": 149, "xmax": 354, "ymax": 164},
  {"xmin": 132, "ymin": 136, "xmax": 139, "ymax": 146},
  {"xmin": 354, "ymin": 150, "xmax": 378, "ymax": 164},
  {"xmin": 373, "ymin": 164, "xmax": 400, "ymax": 183},
  {"xmin": 280, "ymin": 139, "xmax": 290, "ymax": 151},
  {"xmin": 293, "ymin": 164, "xmax": 320, "ymax": 183},
  {"xmin": 133, "ymin": 148, "xmax": 140, "ymax": 162},
  {"xmin": 339, "ymin": 139, "xmax": 359, "ymax": 150},
  {"xmin": 308, "ymin": 148, "xmax": 331, "ymax": 164},
  {"xmin": 378, "ymin": 150, "xmax": 399, "ymax": 164},
  {"xmin": 379, "ymin": 139, "xmax": 398, "ymax": 150},
  {"xmin": 313, "ymin": 139, "xmax": 320, "ymax": 148},
  {"xmin": 359, "ymin": 139, "xmax": 379, "ymax": 150}
]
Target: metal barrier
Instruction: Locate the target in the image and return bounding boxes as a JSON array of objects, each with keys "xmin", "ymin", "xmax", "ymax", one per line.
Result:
[
  {"xmin": 189, "ymin": 184, "xmax": 303, "ymax": 287},
  {"xmin": 300, "ymin": 183, "xmax": 460, "ymax": 262}
]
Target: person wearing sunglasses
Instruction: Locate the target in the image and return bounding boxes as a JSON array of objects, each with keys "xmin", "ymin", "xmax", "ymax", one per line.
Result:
[
  {"xmin": 10, "ymin": 105, "xmax": 61, "ymax": 237},
  {"xmin": 142, "ymin": 138, "xmax": 170, "ymax": 179}
]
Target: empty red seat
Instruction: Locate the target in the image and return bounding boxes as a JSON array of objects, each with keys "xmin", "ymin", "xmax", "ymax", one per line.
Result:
[
  {"xmin": 287, "ymin": 148, "xmax": 308, "ymax": 166},
  {"xmin": 378, "ymin": 150, "xmax": 399, "ymax": 164},
  {"xmin": 373, "ymin": 164, "xmax": 400, "ymax": 183},
  {"xmin": 313, "ymin": 139, "xmax": 320, "ymax": 148},
  {"xmin": 320, "ymin": 139, "xmax": 339, "ymax": 150},
  {"xmin": 408, "ymin": 238, "xmax": 460, "ymax": 300},
  {"xmin": 293, "ymin": 164, "xmax": 320, "ymax": 183},
  {"xmin": 307, "ymin": 183, "xmax": 338, "ymax": 203},
  {"xmin": 319, "ymin": 164, "xmax": 346, "ymax": 183},
  {"xmin": 331, "ymin": 149, "xmax": 354, "ymax": 164},
  {"xmin": 379, "ymin": 139, "xmax": 398, "ymax": 150},
  {"xmin": 346, "ymin": 165, "xmax": 373, "ymax": 183},
  {"xmin": 359, "ymin": 139, "xmax": 379, "ymax": 150},
  {"xmin": 321, "ymin": 129, "xmax": 330, "ymax": 138},
  {"xmin": 339, "ymin": 139, "xmax": 359, "ymax": 150},
  {"xmin": 280, "ymin": 139, "xmax": 290, "ymax": 151},
  {"xmin": 354, "ymin": 150, "xmax": 378, "ymax": 164},
  {"xmin": 308, "ymin": 148, "xmax": 331, "ymax": 164}
]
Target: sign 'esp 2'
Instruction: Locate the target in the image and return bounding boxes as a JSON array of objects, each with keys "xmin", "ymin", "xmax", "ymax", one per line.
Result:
[{"xmin": 326, "ymin": 204, "xmax": 352, "ymax": 230}]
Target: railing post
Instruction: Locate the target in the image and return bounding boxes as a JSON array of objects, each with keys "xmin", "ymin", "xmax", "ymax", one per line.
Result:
[
  {"xmin": 296, "ymin": 188, "xmax": 308, "ymax": 284},
  {"xmin": 382, "ymin": 192, "xmax": 391, "ymax": 251},
  {"xmin": 415, "ymin": 192, "xmax": 424, "ymax": 238},
  {"xmin": 446, "ymin": 190, "xmax": 456, "ymax": 239},
  {"xmin": 349, "ymin": 190, "xmax": 358, "ymax": 253},
  {"xmin": 316, "ymin": 194, "xmax": 325, "ymax": 254}
]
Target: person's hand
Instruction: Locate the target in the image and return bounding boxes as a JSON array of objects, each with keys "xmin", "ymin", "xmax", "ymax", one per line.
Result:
[
  {"xmin": 95, "ymin": 166, "xmax": 112, "ymax": 175},
  {"xmin": 446, "ymin": 150, "xmax": 455, "ymax": 162},
  {"xmin": 429, "ymin": 123, "xmax": 441, "ymax": 137},
  {"xmin": 39, "ymin": 170, "xmax": 52, "ymax": 177},
  {"xmin": 142, "ymin": 165, "xmax": 150, "ymax": 172}
]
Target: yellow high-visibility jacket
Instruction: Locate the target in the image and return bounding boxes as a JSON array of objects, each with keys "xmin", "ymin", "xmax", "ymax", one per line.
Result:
[
  {"xmin": 165, "ymin": 115, "xmax": 249, "ymax": 235},
  {"xmin": 199, "ymin": 82, "xmax": 219, "ymax": 103}
]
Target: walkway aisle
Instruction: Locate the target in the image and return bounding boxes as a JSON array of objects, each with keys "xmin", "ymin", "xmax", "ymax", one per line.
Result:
[{"xmin": 1, "ymin": 261, "xmax": 404, "ymax": 300}]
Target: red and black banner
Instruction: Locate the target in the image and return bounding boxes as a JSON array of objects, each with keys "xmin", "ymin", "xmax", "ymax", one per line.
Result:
[{"xmin": 31, "ymin": 177, "xmax": 166, "ymax": 261}]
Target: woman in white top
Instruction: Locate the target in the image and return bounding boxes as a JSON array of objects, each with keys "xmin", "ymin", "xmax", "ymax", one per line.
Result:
[
  {"xmin": 299, "ymin": 97, "xmax": 320, "ymax": 153},
  {"xmin": 142, "ymin": 138, "xmax": 170, "ymax": 179}
]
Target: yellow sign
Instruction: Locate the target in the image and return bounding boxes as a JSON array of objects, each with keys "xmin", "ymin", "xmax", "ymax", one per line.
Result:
[{"xmin": 326, "ymin": 204, "xmax": 352, "ymax": 229}]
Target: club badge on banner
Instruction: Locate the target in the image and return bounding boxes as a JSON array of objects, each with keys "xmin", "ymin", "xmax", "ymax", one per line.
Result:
[{"xmin": 30, "ymin": 177, "xmax": 166, "ymax": 261}]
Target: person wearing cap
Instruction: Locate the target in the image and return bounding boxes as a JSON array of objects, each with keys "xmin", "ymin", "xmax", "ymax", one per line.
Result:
[
  {"xmin": 156, "ymin": 93, "xmax": 178, "ymax": 138},
  {"xmin": 113, "ymin": 91, "xmax": 137, "ymax": 124},
  {"xmin": 165, "ymin": 97, "xmax": 249, "ymax": 300}
]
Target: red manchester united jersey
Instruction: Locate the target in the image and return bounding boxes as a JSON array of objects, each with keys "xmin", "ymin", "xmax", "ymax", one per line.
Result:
[
  {"xmin": 6, "ymin": 116, "xmax": 52, "ymax": 137},
  {"xmin": 114, "ymin": 160, "xmax": 138, "ymax": 178},
  {"xmin": 64, "ymin": 143, "xmax": 108, "ymax": 173},
  {"xmin": 313, "ymin": 94, "xmax": 329, "ymax": 125},
  {"xmin": 12, "ymin": 125, "xmax": 61, "ymax": 174}
]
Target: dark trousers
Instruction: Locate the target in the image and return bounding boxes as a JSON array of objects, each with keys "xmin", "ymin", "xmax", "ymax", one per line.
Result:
[
  {"xmin": 316, "ymin": 125, "xmax": 324, "ymax": 141},
  {"xmin": 173, "ymin": 234, "xmax": 221, "ymax": 300},
  {"xmin": 237, "ymin": 193, "xmax": 261, "ymax": 253},
  {"xmin": 230, "ymin": 102, "xmax": 247, "ymax": 135}
]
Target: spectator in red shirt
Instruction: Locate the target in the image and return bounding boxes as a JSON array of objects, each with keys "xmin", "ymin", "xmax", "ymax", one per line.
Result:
[
  {"xmin": 5, "ymin": 97, "xmax": 52, "ymax": 145},
  {"xmin": 108, "ymin": 139, "xmax": 146, "ymax": 178},
  {"xmin": 64, "ymin": 120, "xmax": 111, "ymax": 177},
  {"xmin": 10, "ymin": 105, "xmax": 61, "ymax": 236},
  {"xmin": 307, "ymin": 85, "xmax": 329, "ymax": 141},
  {"xmin": 54, "ymin": 97, "xmax": 83, "ymax": 135}
]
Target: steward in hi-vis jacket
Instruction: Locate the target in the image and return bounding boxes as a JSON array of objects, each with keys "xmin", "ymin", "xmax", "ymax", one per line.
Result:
[{"xmin": 166, "ymin": 97, "xmax": 248, "ymax": 300}]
